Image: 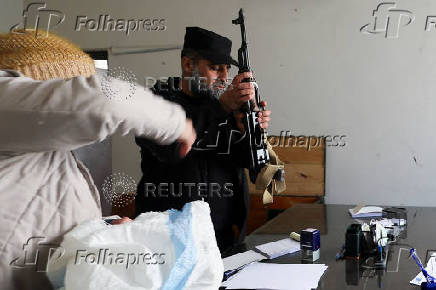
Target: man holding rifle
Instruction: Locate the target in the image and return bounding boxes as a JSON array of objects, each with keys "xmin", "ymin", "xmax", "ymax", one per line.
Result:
[{"xmin": 135, "ymin": 26, "xmax": 271, "ymax": 253}]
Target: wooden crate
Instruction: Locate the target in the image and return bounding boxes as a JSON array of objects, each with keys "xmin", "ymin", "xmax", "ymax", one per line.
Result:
[
  {"xmin": 248, "ymin": 136, "xmax": 325, "ymax": 197},
  {"xmin": 246, "ymin": 136, "xmax": 326, "ymax": 234}
]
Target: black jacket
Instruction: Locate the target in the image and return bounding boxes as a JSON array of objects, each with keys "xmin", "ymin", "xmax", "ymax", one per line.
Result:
[{"xmin": 135, "ymin": 78, "xmax": 250, "ymax": 252}]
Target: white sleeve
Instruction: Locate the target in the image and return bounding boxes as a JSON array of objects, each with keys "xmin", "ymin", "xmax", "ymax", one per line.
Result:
[{"xmin": 0, "ymin": 70, "xmax": 186, "ymax": 152}]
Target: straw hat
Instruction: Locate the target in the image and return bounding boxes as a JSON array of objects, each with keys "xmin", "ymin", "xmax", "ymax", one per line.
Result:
[{"xmin": 0, "ymin": 29, "xmax": 95, "ymax": 80}]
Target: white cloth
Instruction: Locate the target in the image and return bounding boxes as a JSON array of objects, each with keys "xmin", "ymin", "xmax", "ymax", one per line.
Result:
[{"xmin": 47, "ymin": 201, "xmax": 223, "ymax": 290}]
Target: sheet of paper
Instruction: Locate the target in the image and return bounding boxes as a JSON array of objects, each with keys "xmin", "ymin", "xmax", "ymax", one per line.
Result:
[
  {"xmin": 255, "ymin": 238, "xmax": 301, "ymax": 259},
  {"xmin": 411, "ymin": 254, "xmax": 436, "ymax": 286},
  {"xmin": 349, "ymin": 205, "xmax": 383, "ymax": 218},
  {"xmin": 223, "ymin": 250, "xmax": 266, "ymax": 272},
  {"xmin": 221, "ymin": 263, "xmax": 328, "ymax": 290},
  {"xmin": 356, "ymin": 206, "xmax": 383, "ymax": 214}
]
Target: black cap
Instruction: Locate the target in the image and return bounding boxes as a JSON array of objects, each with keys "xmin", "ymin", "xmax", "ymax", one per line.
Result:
[{"xmin": 182, "ymin": 27, "xmax": 238, "ymax": 66}]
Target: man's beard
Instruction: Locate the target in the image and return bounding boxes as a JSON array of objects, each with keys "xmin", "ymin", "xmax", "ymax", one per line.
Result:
[{"xmin": 189, "ymin": 66, "xmax": 227, "ymax": 99}]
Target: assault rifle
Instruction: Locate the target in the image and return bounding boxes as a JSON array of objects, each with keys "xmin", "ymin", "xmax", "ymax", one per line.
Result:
[{"xmin": 232, "ymin": 8, "xmax": 281, "ymax": 184}]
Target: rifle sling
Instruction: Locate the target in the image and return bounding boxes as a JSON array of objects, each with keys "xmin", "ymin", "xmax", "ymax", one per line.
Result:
[{"xmin": 255, "ymin": 139, "xmax": 286, "ymax": 205}]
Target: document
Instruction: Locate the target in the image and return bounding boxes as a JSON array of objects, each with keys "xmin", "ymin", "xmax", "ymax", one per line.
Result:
[
  {"xmin": 223, "ymin": 238, "xmax": 300, "ymax": 272},
  {"xmin": 221, "ymin": 263, "xmax": 328, "ymax": 290},
  {"xmin": 255, "ymin": 238, "xmax": 301, "ymax": 259},
  {"xmin": 223, "ymin": 250, "xmax": 266, "ymax": 272}
]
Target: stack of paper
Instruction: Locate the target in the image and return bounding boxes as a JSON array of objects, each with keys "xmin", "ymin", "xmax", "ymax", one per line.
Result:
[
  {"xmin": 411, "ymin": 254, "xmax": 436, "ymax": 286},
  {"xmin": 223, "ymin": 238, "xmax": 301, "ymax": 272},
  {"xmin": 221, "ymin": 263, "xmax": 328, "ymax": 290},
  {"xmin": 349, "ymin": 205, "xmax": 383, "ymax": 218},
  {"xmin": 223, "ymin": 250, "xmax": 266, "ymax": 272},
  {"xmin": 255, "ymin": 238, "xmax": 301, "ymax": 259}
]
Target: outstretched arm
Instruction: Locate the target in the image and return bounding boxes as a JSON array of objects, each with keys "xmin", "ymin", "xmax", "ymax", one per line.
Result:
[{"xmin": 0, "ymin": 70, "xmax": 191, "ymax": 152}]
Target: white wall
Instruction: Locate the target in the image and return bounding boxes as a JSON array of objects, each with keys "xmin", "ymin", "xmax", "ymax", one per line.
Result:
[
  {"xmin": 22, "ymin": 0, "xmax": 436, "ymax": 206},
  {"xmin": 0, "ymin": 0, "xmax": 22, "ymax": 32}
]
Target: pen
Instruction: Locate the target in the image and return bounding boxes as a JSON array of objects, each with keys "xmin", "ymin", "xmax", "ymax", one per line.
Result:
[
  {"xmin": 223, "ymin": 267, "xmax": 241, "ymax": 281},
  {"xmin": 223, "ymin": 261, "xmax": 256, "ymax": 281},
  {"xmin": 336, "ymin": 244, "xmax": 346, "ymax": 260},
  {"xmin": 410, "ymin": 248, "xmax": 436, "ymax": 284}
]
